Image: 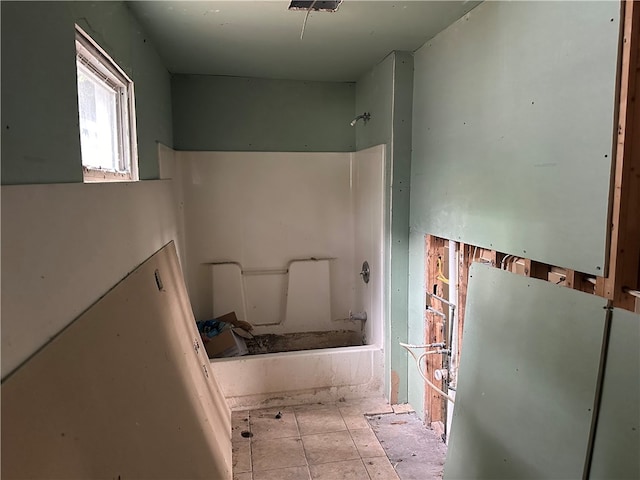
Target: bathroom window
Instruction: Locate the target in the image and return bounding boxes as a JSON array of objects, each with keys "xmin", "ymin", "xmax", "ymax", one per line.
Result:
[{"xmin": 75, "ymin": 25, "xmax": 138, "ymax": 182}]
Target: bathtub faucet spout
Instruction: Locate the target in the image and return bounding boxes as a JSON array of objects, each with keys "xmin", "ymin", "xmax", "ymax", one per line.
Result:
[{"xmin": 350, "ymin": 311, "xmax": 367, "ymax": 322}]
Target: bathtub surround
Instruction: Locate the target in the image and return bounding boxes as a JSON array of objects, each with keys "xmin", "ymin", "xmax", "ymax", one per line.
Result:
[
  {"xmin": 161, "ymin": 147, "xmax": 385, "ymax": 346},
  {"xmin": 159, "ymin": 145, "xmax": 387, "ymax": 408}
]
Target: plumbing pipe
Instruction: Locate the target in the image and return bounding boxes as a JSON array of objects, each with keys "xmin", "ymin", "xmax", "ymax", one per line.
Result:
[
  {"xmin": 426, "ymin": 306, "xmax": 446, "ymax": 318},
  {"xmin": 624, "ymin": 288, "xmax": 640, "ymax": 299},
  {"xmin": 448, "ymin": 240, "xmax": 458, "ymax": 375},
  {"xmin": 399, "ymin": 342, "xmax": 445, "ymax": 349},
  {"xmin": 426, "ymin": 292, "xmax": 456, "ymax": 308},
  {"xmin": 401, "ymin": 343, "xmax": 455, "ymax": 403}
]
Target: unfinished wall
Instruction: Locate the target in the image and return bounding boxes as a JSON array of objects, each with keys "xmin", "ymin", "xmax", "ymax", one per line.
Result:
[
  {"xmin": 410, "ymin": 1, "xmax": 621, "ymax": 275},
  {"xmin": 408, "ymin": 0, "xmax": 623, "ymax": 421},
  {"xmin": 1, "ymin": 1, "xmax": 172, "ymax": 184},
  {"xmin": 2, "ymin": 243, "xmax": 232, "ymax": 480},
  {"xmin": 1, "ymin": 180, "xmax": 181, "ymax": 379},
  {"xmin": 171, "ymin": 75, "xmax": 355, "ymax": 152},
  {"xmin": 356, "ymin": 51, "xmax": 414, "ymax": 403}
]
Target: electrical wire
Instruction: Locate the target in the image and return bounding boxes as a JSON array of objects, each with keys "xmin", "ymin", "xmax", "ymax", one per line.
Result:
[
  {"xmin": 436, "ymin": 257, "xmax": 449, "ymax": 284},
  {"xmin": 300, "ymin": 0, "xmax": 318, "ymax": 40}
]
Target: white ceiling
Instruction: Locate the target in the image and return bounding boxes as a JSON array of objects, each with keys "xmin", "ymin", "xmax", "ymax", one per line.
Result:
[{"xmin": 128, "ymin": 1, "xmax": 481, "ymax": 82}]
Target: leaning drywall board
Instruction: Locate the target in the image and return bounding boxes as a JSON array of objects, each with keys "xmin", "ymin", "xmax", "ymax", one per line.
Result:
[
  {"xmin": 411, "ymin": 1, "xmax": 620, "ymax": 275},
  {"xmin": 444, "ymin": 263, "xmax": 608, "ymax": 479},
  {"xmin": 1, "ymin": 242, "xmax": 231, "ymax": 480},
  {"xmin": 589, "ymin": 308, "xmax": 640, "ymax": 479}
]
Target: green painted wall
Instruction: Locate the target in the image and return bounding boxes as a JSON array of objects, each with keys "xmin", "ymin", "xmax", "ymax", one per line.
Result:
[
  {"xmin": 356, "ymin": 52, "xmax": 414, "ymax": 405},
  {"xmin": 410, "ymin": 1, "xmax": 619, "ymax": 275},
  {"xmin": 408, "ymin": 1, "xmax": 621, "ymax": 421},
  {"xmin": 171, "ymin": 75, "xmax": 355, "ymax": 152},
  {"xmin": 1, "ymin": 1, "xmax": 172, "ymax": 184}
]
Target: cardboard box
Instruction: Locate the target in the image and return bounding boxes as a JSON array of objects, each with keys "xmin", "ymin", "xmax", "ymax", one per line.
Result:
[{"xmin": 204, "ymin": 328, "xmax": 248, "ymax": 359}]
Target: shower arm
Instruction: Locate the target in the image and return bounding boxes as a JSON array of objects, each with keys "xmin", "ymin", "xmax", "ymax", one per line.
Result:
[{"xmin": 350, "ymin": 112, "xmax": 371, "ymax": 127}]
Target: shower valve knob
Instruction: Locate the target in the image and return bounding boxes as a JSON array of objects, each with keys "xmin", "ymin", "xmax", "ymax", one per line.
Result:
[{"xmin": 360, "ymin": 261, "xmax": 370, "ymax": 284}]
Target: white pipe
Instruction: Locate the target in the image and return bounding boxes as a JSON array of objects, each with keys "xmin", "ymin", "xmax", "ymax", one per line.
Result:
[
  {"xmin": 400, "ymin": 343, "xmax": 455, "ymax": 403},
  {"xmin": 399, "ymin": 342, "xmax": 445, "ymax": 349},
  {"xmin": 624, "ymin": 288, "xmax": 640, "ymax": 299},
  {"xmin": 448, "ymin": 241, "xmax": 458, "ymax": 380},
  {"xmin": 447, "ymin": 241, "xmax": 459, "ymax": 442}
]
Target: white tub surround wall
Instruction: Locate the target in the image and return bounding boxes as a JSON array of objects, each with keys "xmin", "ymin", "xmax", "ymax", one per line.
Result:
[
  {"xmin": 352, "ymin": 145, "xmax": 386, "ymax": 346},
  {"xmin": 211, "ymin": 259, "xmax": 336, "ymax": 334},
  {"xmin": 177, "ymin": 151, "xmax": 353, "ymax": 326},
  {"xmin": 1, "ymin": 180, "xmax": 182, "ymax": 379},
  {"xmin": 185, "ymin": 145, "xmax": 387, "ymax": 409},
  {"xmin": 171, "ymin": 148, "xmax": 386, "ymax": 340}
]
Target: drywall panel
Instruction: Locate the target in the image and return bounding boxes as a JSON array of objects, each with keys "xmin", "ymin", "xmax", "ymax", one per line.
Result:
[
  {"xmin": 589, "ymin": 308, "xmax": 640, "ymax": 479},
  {"xmin": 355, "ymin": 54, "xmax": 394, "ymax": 152},
  {"xmin": 1, "ymin": 243, "xmax": 231, "ymax": 480},
  {"xmin": 171, "ymin": 75, "xmax": 355, "ymax": 152},
  {"xmin": 178, "ymin": 151, "xmax": 355, "ymax": 324},
  {"xmin": 407, "ymin": 228, "xmax": 427, "ymax": 420},
  {"xmin": 1, "ymin": 1, "xmax": 171, "ymax": 184},
  {"xmin": 356, "ymin": 51, "xmax": 414, "ymax": 403},
  {"xmin": 411, "ymin": 2, "xmax": 620, "ymax": 275},
  {"xmin": 1, "ymin": 180, "xmax": 181, "ymax": 379},
  {"xmin": 444, "ymin": 263, "xmax": 608, "ymax": 479}
]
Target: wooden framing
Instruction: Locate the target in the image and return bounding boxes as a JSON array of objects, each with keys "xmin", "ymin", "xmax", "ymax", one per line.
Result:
[
  {"xmin": 424, "ymin": 235, "xmax": 447, "ymax": 426},
  {"xmin": 524, "ymin": 259, "xmax": 551, "ymax": 280},
  {"xmin": 597, "ymin": 0, "xmax": 640, "ymax": 310},
  {"xmin": 456, "ymin": 244, "xmax": 470, "ymax": 380}
]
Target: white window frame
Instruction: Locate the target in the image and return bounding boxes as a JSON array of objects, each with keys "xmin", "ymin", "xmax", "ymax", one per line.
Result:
[{"xmin": 75, "ymin": 25, "xmax": 138, "ymax": 182}]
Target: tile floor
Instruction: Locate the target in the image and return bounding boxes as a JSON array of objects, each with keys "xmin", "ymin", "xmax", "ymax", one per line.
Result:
[{"xmin": 232, "ymin": 398, "xmax": 400, "ymax": 480}]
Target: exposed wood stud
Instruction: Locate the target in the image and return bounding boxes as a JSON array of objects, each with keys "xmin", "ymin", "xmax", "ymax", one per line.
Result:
[
  {"xmin": 599, "ymin": 0, "xmax": 640, "ymax": 310},
  {"xmin": 524, "ymin": 259, "xmax": 550, "ymax": 280}
]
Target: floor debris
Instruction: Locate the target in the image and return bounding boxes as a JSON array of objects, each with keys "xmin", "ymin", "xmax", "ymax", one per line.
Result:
[{"xmin": 368, "ymin": 411, "xmax": 447, "ymax": 480}]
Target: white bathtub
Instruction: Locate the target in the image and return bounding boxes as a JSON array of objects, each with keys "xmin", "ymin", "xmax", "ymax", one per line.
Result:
[{"xmin": 209, "ymin": 344, "xmax": 384, "ymax": 410}]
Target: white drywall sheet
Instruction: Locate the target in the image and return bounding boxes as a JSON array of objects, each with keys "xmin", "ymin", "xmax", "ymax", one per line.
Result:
[
  {"xmin": 444, "ymin": 263, "xmax": 609, "ymax": 479},
  {"xmin": 589, "ymin": 308, "xmax": 640, "ymax": 479},
  {"xmin": 411, "ymin": 1, "xmax": 620, "ymax": 275},
  {"xmin": 1, "ymin": 180, "xmax": 181, "ymax": 379},
  {"xmin": 1, "ymin": 242, "xmax": 232, "ymax": 479}
]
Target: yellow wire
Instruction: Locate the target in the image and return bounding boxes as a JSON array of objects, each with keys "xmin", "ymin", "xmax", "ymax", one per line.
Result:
[{"xmin": 436, "ymin": 257, "xmax": 449, "ymax": 285}]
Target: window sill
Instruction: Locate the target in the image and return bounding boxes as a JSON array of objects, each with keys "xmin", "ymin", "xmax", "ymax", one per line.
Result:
[{"xmin": 83, "ymin": 168, "xmax": 135, "ymax": 183}]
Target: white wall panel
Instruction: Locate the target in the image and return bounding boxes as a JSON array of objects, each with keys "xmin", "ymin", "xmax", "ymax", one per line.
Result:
[
  {"xmin": 353, "ymin": 145, "xmax": 386, "ymax": 346},
  {"xmin": 179, "ymin": 151, "xmax": 356, "ymax": 324},
  {"xmin": 1, "ymin": 180, "xmax": 181, "ymax": 379}
]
